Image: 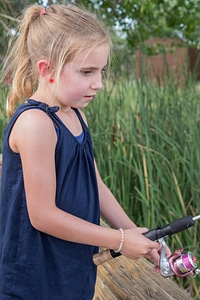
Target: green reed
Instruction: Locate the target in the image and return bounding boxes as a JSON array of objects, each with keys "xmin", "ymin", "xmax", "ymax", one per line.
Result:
[
  {"xmin": 85, "ymin": 76, "xmax": 200, "ymax": 299},
  {"xmin": 0, "ymin": 73, "xmax": 200, "ymax": 297},
  {"xmin": 0, "ymin": 84, "xmax": 9, "ymax": 153}
]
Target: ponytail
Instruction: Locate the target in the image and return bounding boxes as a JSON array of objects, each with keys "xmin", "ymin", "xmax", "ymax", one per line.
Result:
[{"xmin": 3, "ymin": 5, "xmax": 42, "ymax": 117}]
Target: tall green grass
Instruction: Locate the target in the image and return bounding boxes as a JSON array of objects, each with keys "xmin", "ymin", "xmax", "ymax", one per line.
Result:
[
  {"xmin": 0, "ymin": 84, "xmax": 9, "ymax": 153},
  {"xmin": 85, "ymin": 77, "xmax": 200, "ymax": 298},
  {"xmin": 0, "ymin": 74, "xmax": 200, "ymax": 297}
]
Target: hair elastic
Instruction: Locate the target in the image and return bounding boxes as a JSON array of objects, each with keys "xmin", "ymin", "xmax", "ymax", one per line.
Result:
[{"xmin": 40, "ymin": 8, "xmax": 46, "ymax": 16}]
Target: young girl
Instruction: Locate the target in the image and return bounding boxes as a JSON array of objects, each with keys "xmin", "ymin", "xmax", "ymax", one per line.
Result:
[{"xmin": 0, "ymin": 4, "xmax": 164, "ymax": 299}]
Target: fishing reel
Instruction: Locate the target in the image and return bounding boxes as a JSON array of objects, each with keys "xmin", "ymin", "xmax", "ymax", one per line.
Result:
[{"xmin": 159, "ymin": 237, "xmax": 200, "ymax": 278}]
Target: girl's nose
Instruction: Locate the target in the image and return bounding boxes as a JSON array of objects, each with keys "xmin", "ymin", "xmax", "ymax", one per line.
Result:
[{"xmin": 91, "ymin": 74, "xmax": 103, "ymax": 91}]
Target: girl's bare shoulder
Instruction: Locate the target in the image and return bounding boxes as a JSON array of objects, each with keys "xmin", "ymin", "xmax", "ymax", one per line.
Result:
[{"xmin": 10, "ymin": 108, "xmax": 57, "ymax": 153}]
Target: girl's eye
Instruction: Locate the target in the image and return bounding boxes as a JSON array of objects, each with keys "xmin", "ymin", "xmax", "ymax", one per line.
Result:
[{"xmin": 81, "ymin": 70, "xmax": 92, "ymax": 76}]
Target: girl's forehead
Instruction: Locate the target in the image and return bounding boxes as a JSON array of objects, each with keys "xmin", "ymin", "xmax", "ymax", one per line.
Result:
[{"xmin": 73, "ymin": 43, "xmax": 110, "ymax": 66}]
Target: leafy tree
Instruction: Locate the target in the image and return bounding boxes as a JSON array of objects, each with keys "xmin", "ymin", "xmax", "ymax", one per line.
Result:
[
  {"xmin": 0, "ymin": 0, "xmax": 12, "ymax": 59},
  {"xmin": 0, "ymin": 0, "xmax": 23, "ymax": 60},
  {"xmin": 1, "ymin": 0, "xmax": 200, "ymax": 58},
  {"xmin": 72, "ymin": 0, "xmax": 200, "ymax": 50}
]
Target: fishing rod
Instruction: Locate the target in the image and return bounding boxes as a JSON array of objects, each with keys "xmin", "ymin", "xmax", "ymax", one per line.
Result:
[{"xmin": 93, "ymin": 215, "xmax": 200, "ymax": 278}]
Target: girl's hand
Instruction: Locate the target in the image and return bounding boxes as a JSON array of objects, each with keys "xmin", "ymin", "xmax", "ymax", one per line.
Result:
[
  {"xmin": 144, "ymin": 242, "xmax": 171, "ymax": 273},
  {"xmin": 119, "ymin": 227, "xmax": 160, "ymax": 260}
]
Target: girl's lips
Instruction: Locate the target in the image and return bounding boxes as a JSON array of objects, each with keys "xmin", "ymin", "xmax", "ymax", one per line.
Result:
[{"xmin": 85, "ymin": 95, "xmax": 95, "ymax": 100}]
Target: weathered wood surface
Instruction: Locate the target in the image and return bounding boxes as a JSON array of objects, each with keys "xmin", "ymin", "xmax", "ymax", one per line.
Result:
[
  {"xmin": 93, "ymin": 255, "xmax": 193, "ymax": 300},
  {"xmin": 93, "ymin": 221, "xmax": 193, "ymax": 300}
]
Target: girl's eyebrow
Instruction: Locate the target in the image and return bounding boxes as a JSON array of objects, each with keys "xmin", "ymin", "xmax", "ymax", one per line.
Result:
[{"xmin": 80, "ymin": 65, "xmax": 107, "ymax": 70}]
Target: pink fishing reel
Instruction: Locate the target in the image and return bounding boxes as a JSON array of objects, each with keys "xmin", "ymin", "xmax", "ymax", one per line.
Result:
[
  {"xmin": 159, "ymin": 238, "xmax": 200, "ymax": 278},
  {"xmin": 168, "ymin": 249, "xmax": 199, "ymax": 277}
]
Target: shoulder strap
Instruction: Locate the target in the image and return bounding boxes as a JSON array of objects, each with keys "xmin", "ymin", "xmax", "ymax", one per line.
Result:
[
  {"xmin": 11, "ymin": 99, "xmax": 59, "ymax": 123},
  {"xmin": 7, "ymin": 99, "xmax": 60, "ymax": 138},
  {"xmin": 72, "ymin": 108, "xmax": 88, "ymax": 130}
]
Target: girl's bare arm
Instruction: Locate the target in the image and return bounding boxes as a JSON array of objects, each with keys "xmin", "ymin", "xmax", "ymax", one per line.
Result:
[{"xmin": 10, "ymin": 109, "xmax": 160, "ymax": 261}]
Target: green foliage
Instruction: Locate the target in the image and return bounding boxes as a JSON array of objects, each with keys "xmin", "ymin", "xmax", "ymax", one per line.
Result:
[
  {"xmin": 0, "ymin": 84, "xmax": 9, "ymax": 152},
  {"xmin": 84, "ymin": 74, "xmax": 200, "ymax": 299},
  {"xmin": 70, "ymin": 0, "xmax": 200, "ymax": 49},
  {"xmin": 1, "ymin": 62, "xmax": 200, "ymax": 298},
  {"xmin": 1, "ymin": 0, "xmax": 200, "ymax": 59},
  {"xmin": 0, "ymin": 0, "xmax": 13, "ymax": 58}
]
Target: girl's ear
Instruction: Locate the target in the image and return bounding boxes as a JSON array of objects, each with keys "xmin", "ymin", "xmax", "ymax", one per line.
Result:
[{"xmin": 37, "ymin": 60, "xmax": 52, "ymax": 77}]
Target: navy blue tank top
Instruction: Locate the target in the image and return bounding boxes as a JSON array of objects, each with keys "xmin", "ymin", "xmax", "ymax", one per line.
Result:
[{"xmin": 0, "ymin": 99, "xmax": 100, "ymax": 299}]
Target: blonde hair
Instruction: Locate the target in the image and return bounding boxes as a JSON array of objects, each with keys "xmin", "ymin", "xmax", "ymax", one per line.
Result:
[{"xmin": 3, "ymin": 4, "xmax": 111, "ymax": 117}]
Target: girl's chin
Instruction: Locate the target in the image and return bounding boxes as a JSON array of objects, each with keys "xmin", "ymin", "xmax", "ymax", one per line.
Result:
[{"xmin": 82, "ymin": 98, "xmax": 94, "ymax": 106}]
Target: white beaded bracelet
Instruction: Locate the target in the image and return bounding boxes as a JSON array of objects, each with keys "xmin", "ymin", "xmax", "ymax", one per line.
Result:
[{"xmin": 114, "ymin": 228, "xmax": 124, "ymax": 253}]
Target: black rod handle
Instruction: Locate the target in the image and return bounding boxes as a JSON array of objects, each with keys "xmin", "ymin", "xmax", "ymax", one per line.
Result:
[{"xmin": 93, "ymin": 216, "xmax": 195, "ymax": 266}]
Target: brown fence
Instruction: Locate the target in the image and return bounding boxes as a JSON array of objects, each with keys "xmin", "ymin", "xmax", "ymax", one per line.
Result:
[{"xmin": 135, "ymin": 38, "xmax": 200, "ymax": 84}]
